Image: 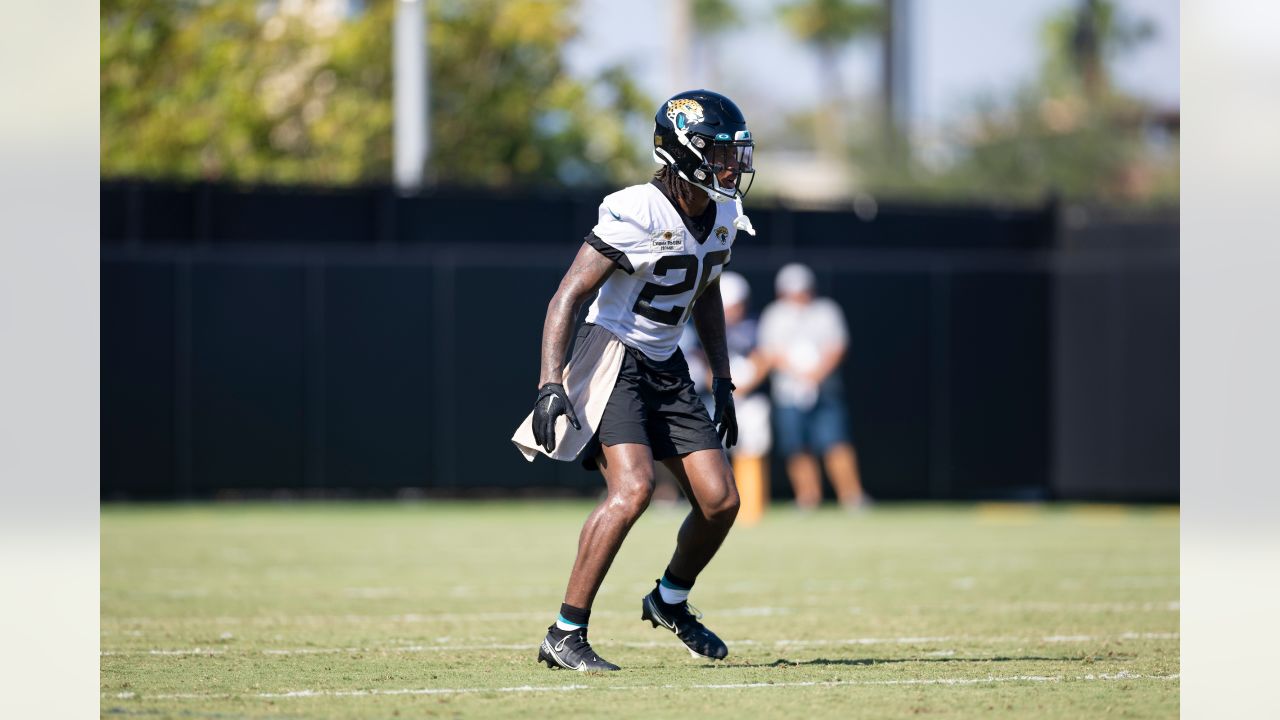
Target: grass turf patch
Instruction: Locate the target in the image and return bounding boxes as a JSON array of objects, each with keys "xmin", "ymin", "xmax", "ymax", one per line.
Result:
[{"xmin": 101, "ymin": 501, "xmax": 1178, "ymax": 718}]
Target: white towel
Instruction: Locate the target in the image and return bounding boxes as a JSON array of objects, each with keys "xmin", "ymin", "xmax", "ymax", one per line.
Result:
[{"xmin": 511, "ymin": 324, "xmax": 627, "ymax": 462}]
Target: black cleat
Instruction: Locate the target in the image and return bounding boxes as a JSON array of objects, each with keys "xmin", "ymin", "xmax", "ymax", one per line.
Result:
[
  {"xmin": 641, "ymin": 580, "xmax": 729, "ymax": 660},
  {"xmin": 537, "ymin": 626, "xmax": 621, "ymax": 672}
]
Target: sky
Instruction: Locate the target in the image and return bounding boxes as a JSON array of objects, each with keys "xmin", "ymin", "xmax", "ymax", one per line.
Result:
[{"xmin": 564, "ymin": 0, "xmax": 1179, "ymax": 128}]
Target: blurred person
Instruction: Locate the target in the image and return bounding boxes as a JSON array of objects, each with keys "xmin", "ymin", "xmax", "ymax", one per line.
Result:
[
  {"xmin": 686, "ymin": 272, "xmax": 772, "ymax": 525},
  {"xmin": 758, "ymin": 263, "xmax": 867, "ymax": 510},
  {"xmin": 512, "ymin": 90, "xmax": 757, "ymax": 671}
]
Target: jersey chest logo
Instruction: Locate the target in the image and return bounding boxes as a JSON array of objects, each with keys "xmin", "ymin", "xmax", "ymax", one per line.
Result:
[{"xmin": 650, "ymin": 228, "xmax": 685, "ymax": 253}]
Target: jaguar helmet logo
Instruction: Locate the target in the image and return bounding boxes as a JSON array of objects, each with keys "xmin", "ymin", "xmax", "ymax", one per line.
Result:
[{"xmin": 666, "ymin": 99, "xmax": 705, "ymax": 133}]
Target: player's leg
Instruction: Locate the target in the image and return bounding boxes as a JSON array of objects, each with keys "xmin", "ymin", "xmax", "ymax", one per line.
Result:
[
  {"xmin": 563, "ymin": 442, "xmax": 656, "ymax": 608},
  {"xmin": 631, "ymin": 347, "xmax": 736, "ymax": 658},
  {"xmin": 661, "ymin": 448, "xmax": 740, "ymax": 581},
  {"xmin": 640, "ymin": 448, "xmax": 737, "ymax": 659},
  {"xmin": 539, "ymin": 441, "xmax": 653, "ymax": 672}
]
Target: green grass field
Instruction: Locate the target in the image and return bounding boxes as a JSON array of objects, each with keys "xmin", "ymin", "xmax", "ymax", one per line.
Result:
[{"xmin": 101, "ymin": 501, "xmax": 1179, "ymax": 718}]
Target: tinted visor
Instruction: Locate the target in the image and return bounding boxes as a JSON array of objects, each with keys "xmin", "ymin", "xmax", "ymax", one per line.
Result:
[
  {"xmin": 706, "ymin": 143, "xmax": 754, "ymax": 173},
  {"xmin": 706, "ymin": 142, "xmax": 755, "ymax": 197}
]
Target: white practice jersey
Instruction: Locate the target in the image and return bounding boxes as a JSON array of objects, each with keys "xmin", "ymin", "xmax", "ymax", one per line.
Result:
[{"xmin": 584, "ymin": 182, "xmax": 739, "ymax": 361}]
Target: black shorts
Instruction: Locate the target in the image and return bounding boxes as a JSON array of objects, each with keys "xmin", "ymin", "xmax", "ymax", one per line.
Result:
[{"xmin": 582, "ymin": 330, "xmax": 722, "ymax": 471}]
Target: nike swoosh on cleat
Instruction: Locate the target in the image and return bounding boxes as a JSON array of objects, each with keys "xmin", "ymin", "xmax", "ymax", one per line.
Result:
[
  {"xmin": 647, "ymin": 598, "xmax": 677, "ymax": 631},
  {"xmin": 543, "ymin": 641, "xmax": 577, "ymax": 670}
]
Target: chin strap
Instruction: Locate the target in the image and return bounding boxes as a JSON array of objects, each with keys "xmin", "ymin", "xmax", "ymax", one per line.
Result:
[
  {"xmin": 732, "ymin": 197, "xmax": 756, "ymax": 236},
  {"xmin": 669, "ymin": 163, "xmax": 757, "ymax": 236}
]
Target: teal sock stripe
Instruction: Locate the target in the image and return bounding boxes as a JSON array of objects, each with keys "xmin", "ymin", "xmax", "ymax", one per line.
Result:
[
  {"xmin": 660, "ymin": 575, "xmax": 691, "ymax": 591},
  {"xmin": 557, "ymin": 613, "xmax": 586, "ymax": 628}
]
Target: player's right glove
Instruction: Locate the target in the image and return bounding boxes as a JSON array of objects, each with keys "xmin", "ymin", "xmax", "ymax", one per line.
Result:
[{"xmin": 532, "ymin": 382, "xmax": 581, "ymax": 453}]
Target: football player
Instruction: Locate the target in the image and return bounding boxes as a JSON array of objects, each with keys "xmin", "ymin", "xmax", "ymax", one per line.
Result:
[{"xmin": 513, "ymin": 90, "xmax": 756, "ymax": 671}]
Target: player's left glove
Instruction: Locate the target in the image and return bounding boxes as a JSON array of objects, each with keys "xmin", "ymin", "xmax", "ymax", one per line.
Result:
[
  {"xmin": 711, "ymin": 377, "xmax": 738, "ymax": 449},
  {"xmin": 532, "ymin": 382, "xmax": 580, "ymax": 453}
]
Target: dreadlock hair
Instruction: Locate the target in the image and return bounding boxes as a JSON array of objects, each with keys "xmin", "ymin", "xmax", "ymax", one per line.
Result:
[{"xmin": 653, "ymin": 164, "xmax": 700, "ymax": 209}]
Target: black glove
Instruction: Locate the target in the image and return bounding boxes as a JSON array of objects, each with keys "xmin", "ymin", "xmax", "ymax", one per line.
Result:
[
  {"xmin": 712, "ymin": 377, "xmax": 738, "ymax": 449},
  {"xmin": 532, "ymin": 382, "xmax": 580, "ymax": 453}
]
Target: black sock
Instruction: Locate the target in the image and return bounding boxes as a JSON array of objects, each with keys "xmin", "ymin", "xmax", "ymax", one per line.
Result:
[
  {"xmin": 657, "ymin": 567, "xmax": 696, "ymax": 606},
  {"xmin": 549, "ymin": 602, "xmax": 590, "ymax": 639},
  {"xmin": 662, "ymin": 567, "xmax": 696, "ymax": 590}
]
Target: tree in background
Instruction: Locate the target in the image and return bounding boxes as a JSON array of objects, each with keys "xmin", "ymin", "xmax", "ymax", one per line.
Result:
[
  {"xmin": 856, "ymin": 0, "xmax": 1176, "ymax": 205},
  {"xmin": 689, "ymin": 0, "xmax": 745, "ymax": 87},
  {"xmin": 101, "ymin": 0, "xmax": 652, "ymax": 187},
  {"xmin": 776, "ymin": 0, "xmax": 882, "ymax": 159},
  {"xmin": 1043, "ymin": 0, "xmax": 1155, "ymax": 102}
]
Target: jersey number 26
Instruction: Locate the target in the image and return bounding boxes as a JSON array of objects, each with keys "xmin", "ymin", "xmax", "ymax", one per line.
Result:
[{"xmin": 633, "ymin": 250, "xmax": 730, "ymax": 326}]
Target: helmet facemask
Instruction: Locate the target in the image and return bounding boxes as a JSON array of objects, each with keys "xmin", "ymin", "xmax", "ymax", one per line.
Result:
[
  {"xmin": 654, "ymin": 136, "xmax": 754, "ymax": 203},
  {"xmin": 653, "ymin": 92, "xmax": 755, "ymax": 203},
  {"xmin": 697, "ymin": 139, "xmax": 754, "ymax": 202}
]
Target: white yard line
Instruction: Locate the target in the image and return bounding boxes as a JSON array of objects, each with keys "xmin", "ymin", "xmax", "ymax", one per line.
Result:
[
  {"xmin": 104, "ymin": 607, "xmax": 788, "ymax": 625},
  {"xmin": 105, "ymin": 672, "xmax": 1180, "ymax": 701},
  {"xmin": 105, "ymin": 600, "xmax": 1180, "ymax": 627},
  {"xmin": 986, "ymin": 601, "xmax": 1180, "ymax": 612},
  {"xmin": 1044, "ymin": 632, "xmax": 1179, "ymax": 642},
  {"xmin": 100, "ymin": 631, "xmax": 1179, "ymax": 656},
  {"xmin": 102, "ymin": 648, "xmax": 228, "ymax": 656}
]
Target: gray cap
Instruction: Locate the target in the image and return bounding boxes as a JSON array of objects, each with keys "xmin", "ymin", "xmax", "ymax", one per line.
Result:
[
  {"xmin": 775, "ymin": 262, "xmax": 815, "ymax": 296},
  {"xmin": 718, "ymin": 271, "xmax": 749, "ymax": 307}
]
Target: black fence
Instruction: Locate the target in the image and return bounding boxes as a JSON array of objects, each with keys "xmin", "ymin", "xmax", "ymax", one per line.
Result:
[{"xmin": 101, "ymin": 181, "xmax": 1178, "ymax": 502}]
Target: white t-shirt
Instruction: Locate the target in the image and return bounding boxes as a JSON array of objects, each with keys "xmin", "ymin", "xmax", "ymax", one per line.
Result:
[
  {"xmin": 585, "ymin": 183, "xmax": 738, "ymax": 360},
  {"xmin": 758, "ymin": 297, "xmax": 848, "ymax": 409}
]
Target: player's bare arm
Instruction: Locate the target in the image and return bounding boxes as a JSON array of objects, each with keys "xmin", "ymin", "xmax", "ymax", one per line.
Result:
[
  {"xmin": 538, "ymin": 242, "xmax": 616, "ymax": 387},
  {"xmin": 527, "ymin": 242, "xmax": 616, "ymax": 453},
  {"xmin": 692, "ymin": 281, "xmax": 739, "ymax": 447},
  {"xmin": 691, "ymin": 281, "xmax": 731, "ymax": 379}
]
